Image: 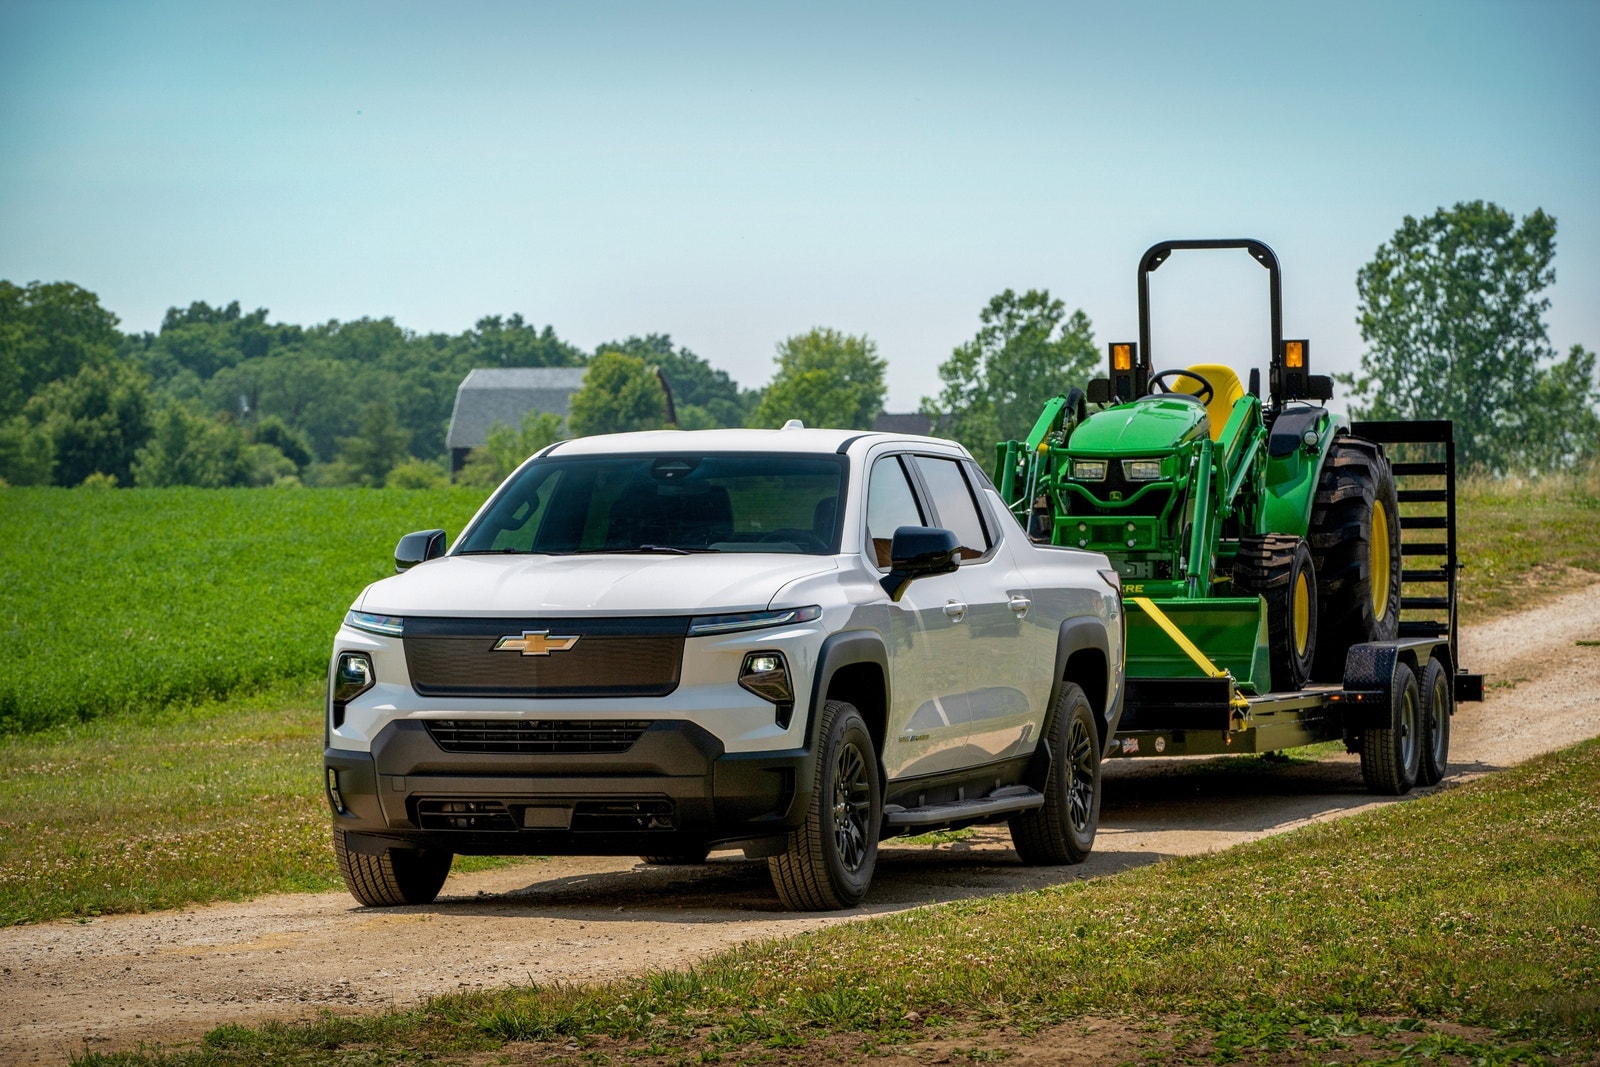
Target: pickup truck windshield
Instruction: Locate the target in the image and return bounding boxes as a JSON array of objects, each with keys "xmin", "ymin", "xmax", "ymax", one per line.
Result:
[{"xmin": 457, "ymin": 453, "xmax": 847, "ymax": 555}]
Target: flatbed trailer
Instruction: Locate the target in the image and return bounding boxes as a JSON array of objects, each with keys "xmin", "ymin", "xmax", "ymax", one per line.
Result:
[{"xmin": 1106, "ymin": 419, "xmax": 1484, "ymax": 793}]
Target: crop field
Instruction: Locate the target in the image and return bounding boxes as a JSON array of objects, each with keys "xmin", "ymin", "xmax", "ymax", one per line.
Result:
[
  {"xmin": 1, "ymin": 473, "xmax": 1595, "ymax": 737},
  {"xmin": 0, "ymin": 486, "xmax": 488, "ymax": 734}
]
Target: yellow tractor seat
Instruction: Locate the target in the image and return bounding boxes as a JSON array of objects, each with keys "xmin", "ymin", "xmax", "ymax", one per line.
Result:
[{"xmin": 1172, "ymin": 363, "xmax": 1246, "ymax": 441}]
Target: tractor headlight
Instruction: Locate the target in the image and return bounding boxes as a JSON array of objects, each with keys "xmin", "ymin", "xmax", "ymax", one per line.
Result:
[
  {"xmin": 1070, "ymin": 460, "xmax": 1107, "ymax": 482},
  {"xmin": 1123, "ymin": 459, "xmax": 1164, "ymax": 481}
]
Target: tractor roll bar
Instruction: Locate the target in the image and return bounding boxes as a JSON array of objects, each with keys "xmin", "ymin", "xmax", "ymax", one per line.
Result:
[{"xmin": 1136, "ymin": 238, "xmax": 1283, "ymax": 377}]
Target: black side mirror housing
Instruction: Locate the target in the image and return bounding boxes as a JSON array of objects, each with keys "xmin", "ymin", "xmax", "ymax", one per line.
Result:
[
  {"xmin": 1085, "ymin": 378, "xmax": 1112, "ymax": 405},
  {"xmin": 880, "ymin": 526, "xmax": 962, "ymax": 602},
  {"xmin": 395, "ymin": 529, "xmax": 447, "ymax": 573},
  {"xmin": 1307, "ymin": 374, "xmax": 1334, "ymax": 401}
]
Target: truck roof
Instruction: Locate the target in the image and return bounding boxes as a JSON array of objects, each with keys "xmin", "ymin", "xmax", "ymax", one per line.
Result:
[{"xmin": 542, "ymin": 426, "xmax": 969, "ymax": 458}]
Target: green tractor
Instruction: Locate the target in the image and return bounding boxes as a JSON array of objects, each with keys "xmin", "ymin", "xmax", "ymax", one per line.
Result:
[{"xmin": 995, "ymin": 239, "xmax": 1403, "ymax": 698}]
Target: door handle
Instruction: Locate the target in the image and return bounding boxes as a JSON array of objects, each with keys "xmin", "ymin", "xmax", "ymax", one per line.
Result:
[
  {"xmin": 1008, "ymin": 595, "xmax": 1032, "ymax": 617},
  {"xmin": 943, "ymin": 600, "xmax": 968, "ymax": 621}
]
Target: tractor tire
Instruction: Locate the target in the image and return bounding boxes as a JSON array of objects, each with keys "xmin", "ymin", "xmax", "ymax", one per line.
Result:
[
  {"xmin": 1307, "ymin": 435, "xmax": 1402, "ymax": 681},
  {"xmin": 639, "ymin": 849, "xmax": 712, "ymax": 866},
  {"xmin": 767, "ymin": 700, "xmax": 881, "ymax": 910},
  {"xmin": 1417, "ymin": 656, "xmax": 1452, "ymax": 786},
  {"xmin": 334, "ymin": 829, "xmax": 453, "ymax": 907},
  {"xmin": 1233, "ymin": 535, "xmax": 1318, "ymax": 692},
  {"xmin": 1009, "ymin": 683, "xmax": 1100, "ymax": 865},
  {"xmin": 1360, "ymin": 660, "xmax": 1421, "ymax": 795}
]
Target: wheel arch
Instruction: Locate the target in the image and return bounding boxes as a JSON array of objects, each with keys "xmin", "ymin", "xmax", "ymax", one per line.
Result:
[
  {"xmin": 809, "ymin": 631, "xmax": 890, "ymax": 770},
  {"xmin": 1050, "ymin": 615, "xmax": 1119, "ymax": 759}
]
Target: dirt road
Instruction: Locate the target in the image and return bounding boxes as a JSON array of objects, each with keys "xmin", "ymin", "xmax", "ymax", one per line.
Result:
[{"xmin": 4, "ymin": 583, "xmax": 1598, "ymax": 1065}]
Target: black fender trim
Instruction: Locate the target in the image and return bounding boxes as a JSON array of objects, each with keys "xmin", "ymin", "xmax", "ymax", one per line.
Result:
[
  {"xmin": 802, "ymin": 629, "xmax": 891, "ymax": 783},
  {"xmin": 1047, "ymin": 614, "xmax": 1120, "ymax": 760}
]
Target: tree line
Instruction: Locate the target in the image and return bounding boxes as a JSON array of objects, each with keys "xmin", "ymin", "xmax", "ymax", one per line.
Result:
[{"xmin": 1, "ymin": 200, "xmax": 1594, "ymax": 489}]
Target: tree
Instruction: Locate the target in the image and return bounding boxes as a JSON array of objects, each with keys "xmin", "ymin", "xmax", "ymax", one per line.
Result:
[
  {"xmin": 922, "ymin": 290, "xmax": 1099, "ymax": 457},
  {"xmin": 459, "ymin": 410, "xmax": 564, "ymax": 487},
  {"xmin": 330, "ymin": 403, "xmax": 413, "ymax": 487},
  {"xmin": 596, "ymin": 334, "xmax": 757, "ymax": 428},
  {"xmin": 21, "ymin": 361, "xmax": 154, "ymax": 486},
  {"xmin": 567, "ymin": 351, "xmax": 669, "ymax": 437},
  {"xmin": 0, "ymin": 281, "xmax": 123, "ymax": 420},
  {"xmin": 132, "ymin": 405, "xmax": 251, "ymax": 488},
  {"xmin": 1348, "ymin": 201, "xmax": 1600, "ymax": 473},
  {"xmin": 751, "ymin": 328, "xmax": 885, "ymax": 430}
]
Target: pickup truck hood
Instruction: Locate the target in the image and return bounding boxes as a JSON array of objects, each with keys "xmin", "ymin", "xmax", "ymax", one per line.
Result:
[{"xmin": 357, "ymin": 553, "xmax": 839, "ymax": 617}]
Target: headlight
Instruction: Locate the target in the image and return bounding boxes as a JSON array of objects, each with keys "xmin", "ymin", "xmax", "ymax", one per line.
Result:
[
  {"xmin": 345, "ymin": 610, "xmax": 403, "ymax": 636},
  {"xmin": 1122, "ymin": 459, "xmax": 1164, "ymax": 481},
  {"xmin": 688, "ymin": 605, "xmax": 821, "ymax": 636},
  {"xmin": 1070, "ymin": 460, "xmax": 1107, "ymax": 481},
  {"xmin": 330, "ymin": 652, "xmax": 374, "ymax": 728},
  {"xmin": 740, "ymin": 651, "xmax": 796, "ymax": 728}
]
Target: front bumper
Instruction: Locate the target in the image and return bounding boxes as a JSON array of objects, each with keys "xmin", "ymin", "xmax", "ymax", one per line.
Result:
[{"xmin": 324, "ymin": 718, "xmax": 812, "ymax": 857}]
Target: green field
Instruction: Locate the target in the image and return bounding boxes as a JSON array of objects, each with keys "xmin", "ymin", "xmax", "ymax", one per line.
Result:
[{"xmin": 0, "ymin": 486, "xmax": 487, "ymax": 734}]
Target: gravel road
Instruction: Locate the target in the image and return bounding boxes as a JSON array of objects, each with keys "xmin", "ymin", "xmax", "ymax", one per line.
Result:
[{"xmin": 4, "ymin": 583, "xmax": 1598, "ymax": 1065}]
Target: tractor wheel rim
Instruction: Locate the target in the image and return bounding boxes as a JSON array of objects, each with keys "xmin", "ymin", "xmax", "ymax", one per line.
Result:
[
  {"xmin": 1066, "ymin": 715, "xmax": 1096, "ymax": 833},
  {"xmin": 1292, "ymin": 571, "xmax": 1311, "ymax": 656},
  {"xmin": 831, "ymin": 741, "xmax": 870, "ymax": 873},
  {"xmin": 1371, "ymin": 502, "xmax": 1393, "ymax": 622}
]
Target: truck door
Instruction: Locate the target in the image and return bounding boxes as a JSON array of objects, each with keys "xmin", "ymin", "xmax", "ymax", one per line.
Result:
[{"xmin": 866, "ymin": 453, "xmax": 973, "ymax": 780}]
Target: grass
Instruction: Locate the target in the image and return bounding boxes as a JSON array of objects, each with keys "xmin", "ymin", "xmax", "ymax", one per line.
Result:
[
  {"xmin": 0, "ymin": 680, "xmax": 515, "ymax": 926},
  {"xmin": 73, "ymin": 738, "xmax": 1600, "ymax": 1065},
  {"xmin": 1455, "ymin": 465, "xmax": 1600, "ymax": 623},
  {"xmin": 0, "ymin": 486, "xmax": 487, "ymax": 734}
]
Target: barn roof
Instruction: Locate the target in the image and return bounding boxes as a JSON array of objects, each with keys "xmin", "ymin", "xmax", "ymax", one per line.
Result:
[{"xmin": 446, "ymin": 367, "xmax": 588, "ymax": 450}]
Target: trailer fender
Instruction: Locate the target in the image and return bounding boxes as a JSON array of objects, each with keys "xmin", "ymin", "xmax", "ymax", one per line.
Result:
[{"xmin": 1339, "ymin": 641, "xmax": 1422, "ymax": 730}]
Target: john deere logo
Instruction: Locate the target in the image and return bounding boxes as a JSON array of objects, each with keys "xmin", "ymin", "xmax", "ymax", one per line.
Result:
[{"xmin": 493, "ymin": 631, "xmax": 580, "ymax": 656}]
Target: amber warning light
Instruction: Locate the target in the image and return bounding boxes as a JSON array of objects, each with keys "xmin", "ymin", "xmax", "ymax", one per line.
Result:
[
  {"xmin": 1284, "ymin": 340, "xmax": 1305, "ymax": 368},
  {"xmin": 1111, "ymin": 343, "xmax": 1133, "ymax": 371}
]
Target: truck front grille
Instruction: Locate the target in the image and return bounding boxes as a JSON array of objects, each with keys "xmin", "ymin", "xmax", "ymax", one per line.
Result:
[
  {"xmin": 425, "ymin": 719, "xmax": 653, "ymax": 754},
  {"xmin": 402, "ymin": 616, "xmax": 687, "ymax": 698}
]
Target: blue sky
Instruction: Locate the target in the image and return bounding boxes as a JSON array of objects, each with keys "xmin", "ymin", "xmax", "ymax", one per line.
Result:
[{"xmin": 2, "ymin": 0, "xmax": 1596, "ymax": 411}]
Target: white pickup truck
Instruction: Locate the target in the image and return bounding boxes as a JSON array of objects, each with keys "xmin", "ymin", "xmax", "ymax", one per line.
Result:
[{"xmin": 324, "ymin": 425, "xmax": 1123, "ymax": 910}]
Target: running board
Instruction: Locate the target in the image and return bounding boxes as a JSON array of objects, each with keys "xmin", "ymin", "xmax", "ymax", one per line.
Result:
[{"xmin": 883, "ymin": 785, "xmax": 1044, "ymax": 828}]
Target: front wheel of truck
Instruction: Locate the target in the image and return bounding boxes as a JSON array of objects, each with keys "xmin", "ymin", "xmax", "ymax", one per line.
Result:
[{"xmin": 334, "ymin": 829, "xmax": 453, "ymax": 907}]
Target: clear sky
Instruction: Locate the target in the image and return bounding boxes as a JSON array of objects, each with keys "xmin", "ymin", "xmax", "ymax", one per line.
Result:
[{"xmin": 2, "ymin": 0, "xmax": 1596, "ymax": 412}]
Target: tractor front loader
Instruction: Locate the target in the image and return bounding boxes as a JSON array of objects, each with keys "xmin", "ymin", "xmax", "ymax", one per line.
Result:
[{"xmin": 995, "ymin": 239, "xmax": 1481, "ymax": 795}]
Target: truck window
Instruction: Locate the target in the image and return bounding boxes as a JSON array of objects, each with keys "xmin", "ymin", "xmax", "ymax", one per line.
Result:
[
  {"xmin": 865, "ymin": 456, "xmax": 926, "ymax": 568},
  {"xmin": 911, "ymin": 455, "xmax": 991, "ymax": 560}
]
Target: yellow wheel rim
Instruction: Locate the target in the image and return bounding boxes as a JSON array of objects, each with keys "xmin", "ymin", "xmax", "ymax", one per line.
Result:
[
  {"xmin": 1293, "ymin": 571, "xmax": 1311, "ymax": 655},
  {"xmin": 1371, "ymin": 501, "xmax": 1393, "ymax": 621}
]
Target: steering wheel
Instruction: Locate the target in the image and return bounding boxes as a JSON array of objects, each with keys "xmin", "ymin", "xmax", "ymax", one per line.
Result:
[{"xmin": 1149, "ymin": 369, "xmax": 1215, "ymax": 406}]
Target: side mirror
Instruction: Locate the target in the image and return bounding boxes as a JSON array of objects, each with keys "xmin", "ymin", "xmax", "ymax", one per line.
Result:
[
  {"xmin": 1307, "ymin": 374, "xmax": 1334, "ymax": 401},
  {"xmin": 1085, "ymin": 378, "xmax": 1112, "ymax": 405},
  {"xmin": 880, "ymin": 526, "xmax": 961, "ymax": 602},
  {"xmin": 395, "ymin": 529, "xmax": 447, "ymax": 573}
]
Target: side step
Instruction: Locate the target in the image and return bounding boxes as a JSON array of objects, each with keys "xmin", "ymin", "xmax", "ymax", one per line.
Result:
[{"xmin": 883, "ymin": 784, "xmax": 1044, "ymax": 828}]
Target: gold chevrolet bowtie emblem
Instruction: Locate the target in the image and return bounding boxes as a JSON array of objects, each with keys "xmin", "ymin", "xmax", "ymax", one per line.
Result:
[{"xmin": 493, "ymin": 631, "xmax": 580, "ymax": 656}]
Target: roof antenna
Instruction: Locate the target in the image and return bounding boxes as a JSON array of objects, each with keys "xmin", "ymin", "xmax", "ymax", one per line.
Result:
[{"xmin": 782, "ymin": 419, "xmax": 805, "ymax": 430}]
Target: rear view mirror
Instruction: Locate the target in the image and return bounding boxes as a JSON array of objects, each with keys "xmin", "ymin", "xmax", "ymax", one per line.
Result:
[
  {"xmin": 880, "ymin": 526, "xmax": 961, "ymax": 602},
  {"xmin": 395, "ymin": 529, "xmax": 447, "ymax": 573},
  {"xmin": 1086, "ymin": 378, "xmax": 1112, "ymax": 405}
]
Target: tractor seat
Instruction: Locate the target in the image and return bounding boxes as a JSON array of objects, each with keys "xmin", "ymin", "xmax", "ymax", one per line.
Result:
[{"xmin": 1176, "ymin": 363, "xmax": 1246, "ymax": 441}]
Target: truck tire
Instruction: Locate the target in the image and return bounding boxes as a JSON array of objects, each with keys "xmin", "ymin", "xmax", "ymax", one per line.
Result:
[
  {"xmin": 639, "ymin": 849, "xmax": 711, "ymax": 866},
  {"xmin": 1417, "ymin": 657, "xmax": 1452, "ymax": 786},
  {"xmin": 1308, "ymin": 436, "xmax": 1402, "ymax": 681},
  {"xmin": 1233, "ymin": 535, "xmax": 1317, "ymax": 692},
  {"xmin": 768, "ymin": 700, "xmax": 881, "ymax": 910},
  {"xmin": 334, "ymin": 829, "xmax": 453, "ymax": 907},
  {"xmin": 1360, "ymin": 660, "xmax": 1421, "ymax": 795},
  {"xmin": 1009, "ymin": 682, "xmax": 1100, "ymax": 865}
]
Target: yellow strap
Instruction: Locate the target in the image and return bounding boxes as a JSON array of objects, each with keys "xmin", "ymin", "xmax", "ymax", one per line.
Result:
[{"xmin": 1129, "ymin": 596, "xmax": 1250, "ymax": 711}]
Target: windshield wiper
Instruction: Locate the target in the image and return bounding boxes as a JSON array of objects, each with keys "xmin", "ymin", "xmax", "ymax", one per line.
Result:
[
  {"xmin": 456, "ymin": 548, "xmax": 527, "ymax": 556},
  {"xmin": 586, "ymin": 544, "xmax": 719, "ymax": 555}
]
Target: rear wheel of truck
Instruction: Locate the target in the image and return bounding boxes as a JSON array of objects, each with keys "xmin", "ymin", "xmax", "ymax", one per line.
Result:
[
  {"xmin": 1417, "ymin": 657, "xmax": 1452, "ymax": 786},
  {"xmin": 1009, "ymin": 682, "xmax": 1100, "ymax": 865},
  {"xmin": 1360, "ymin": 661, "xmax": 1421, "ymax": 795},
  {"xmin": 1308, "ymin": 436, "xmax": 1402, "ymax": 681},
  {"xmin": 1234, "ymin": 535, "xmax": 1318, "ymax": 692},
  {"xmin": 334, "ymin": 829, "xmax": 453, "ymax": 907},
  {"xmin": 768, "ymin": 700, "xmax": 881, "ymax": 910}
]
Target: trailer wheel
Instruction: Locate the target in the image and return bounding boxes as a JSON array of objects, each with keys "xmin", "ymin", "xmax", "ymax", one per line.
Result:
[
  {"xmin": 1009, "ymin": 683, "xmax": 1100, "ymax": 865},
  {"xmin": 1417, "ymin": 657, "xmax": 1452, "ymax": 786},
  {"xmin": 334, "ymin": 829, "xmax": 453, "ymax": 907},
  {"xmin": 1308, "ymin": 436, "xmax": 1401, "ymax": 681},
  {"xmin": 1233, "ymin": 535, "xmax": 1317, "ymax": 692},
  {"xmin": 1360, "ymin": 661, "xmax": 1421, "ymax": 795},
  {"xmin": 768, "ymin": 700, "xmax": 881, "ymax": 910}
]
